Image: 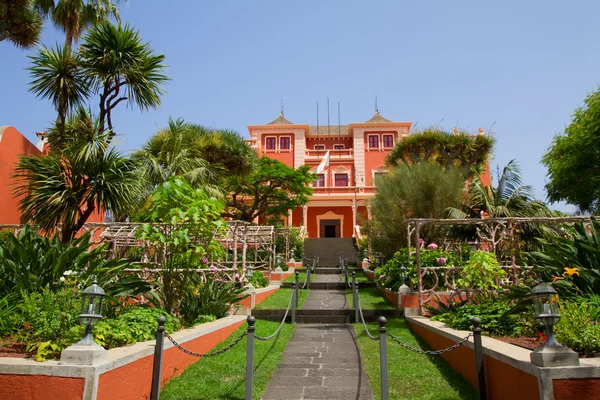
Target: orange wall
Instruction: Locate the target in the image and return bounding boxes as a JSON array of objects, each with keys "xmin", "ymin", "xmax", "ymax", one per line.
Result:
[
  {"xmin": 0, "ymin": 374, "xmax": 84, "ymax": 400},
  {"xmin": 307, "ymin": 206, "xmax": 353, "ymax": 238},
  {"xmin": 553, "ymin": 378, "xmax": 600, "ymax": 400},
  {"xmin": 408, "ymin": 321, "xmax": 539, "ymax": 399},
  {"xmin": 0, "ymin": 127, "xmax": 42, "ymax": 224},
  {"xmin": 260, "ymin": 133, "xmax": 294, "ymax": 167},
  {"xmin": 96, "ymin": 320, "xmax": 245, "ymax": 400},
  {"xmin": 307, "ymin": 137, "xmax": 353, "ymax": 149}
]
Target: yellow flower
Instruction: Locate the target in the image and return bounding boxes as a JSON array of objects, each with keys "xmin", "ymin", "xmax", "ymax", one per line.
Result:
[
  {"xmin": 552, "ymin": 276, "xmax": 564, "ymax": 282},
  {"xmin": 563, "ymin": 267, "xmax": 579, "ymax": 277}
]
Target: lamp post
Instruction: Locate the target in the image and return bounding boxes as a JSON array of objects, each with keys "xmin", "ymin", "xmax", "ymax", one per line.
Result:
[
  {"xmin": 275, "ymin": 255, "xmax": 282, "ymax": 269},
  {"xmin": 398, "ymin": 265, "xmax": 410, "ymax": 310},
  {"xmin": 60, "ymin": 277, "xmax": 108, "ymax": 365},
  {"xmin": 529, "ymin": 278, "xmax": 579, "ymax": 367}
]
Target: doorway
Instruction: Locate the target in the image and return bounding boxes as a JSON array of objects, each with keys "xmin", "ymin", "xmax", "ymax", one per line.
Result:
[{"xmin": 320, "ymin": 219, "xmax": 340, "ymax": 238}]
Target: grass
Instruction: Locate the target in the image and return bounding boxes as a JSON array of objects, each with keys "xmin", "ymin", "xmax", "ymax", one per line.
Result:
[
  {"xmin": 354, "ymin": 318, "xmax": 477, "ymax": 400},
  {"xmin": 253, "ymin": 288, "xmax": 310, "ymax": 310},
  {"xmin": 348, "ymin": 287, "xmax": 397, "ymax": 310},
  {"xmin": 161, "ymin": 320, "xmax": 294, "ymax": 400}
]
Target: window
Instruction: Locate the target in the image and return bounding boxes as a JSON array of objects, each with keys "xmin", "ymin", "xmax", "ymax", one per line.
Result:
[
  {"xmin": 383, "ymin": 135, "xmax": 394, "ymax": 148},
  {"xmin": 314, "ymin": 144, "xmax": 326, "ymax": 150},
  {"xmin": 368, "ymin": 135, "xmax": 379, "ymax": 149},
  {"xmin": 280, "ymin": 137, "xmax": 291, "ymax": 150},
  {"xmin": 334, "ymin": 173, "xmax": 348, "ymax": 187},
  {"xmin": 314, "ymin": 174, "xmax": 325, "ymax": 187},
  {"xmin": 266, "ymin": 137, "xmax": 276, "ymax": 150},
  {"xmin": 333, "ymin": 144, "xmax": 345, "ymax": 150}
]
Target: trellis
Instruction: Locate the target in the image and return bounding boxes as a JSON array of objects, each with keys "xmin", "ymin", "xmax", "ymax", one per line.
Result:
[{"xmin": 405, "ymin": 216, "xmax": 594, "ymax": 315}]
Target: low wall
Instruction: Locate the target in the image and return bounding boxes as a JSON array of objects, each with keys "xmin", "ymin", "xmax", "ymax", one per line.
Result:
[
  {"xmin": 406, "ymin": 316, "xmax": 600, "ymax": 400},
  {"xmin": 0, "ymin": 315, "xmax": 247, "ymax": 400},
  {"xmin": 238, "ymin": 285, "xmax": 279, "ymax": 310}
]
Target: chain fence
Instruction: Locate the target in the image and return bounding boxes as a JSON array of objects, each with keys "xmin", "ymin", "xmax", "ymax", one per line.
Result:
[
  {"xmin": 256, "ymin": 286, "xmax": 294, "ymax": 341},
  {"xmin": 388, "ymin": 331, "xmax": 473, "ymax": 355},
  {"xmin": 164, "ymin": 331, "xmax": 246, "ymax": 358}
]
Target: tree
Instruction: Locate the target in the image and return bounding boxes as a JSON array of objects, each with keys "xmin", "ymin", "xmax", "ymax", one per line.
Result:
[
  {"xmin": 386, "ymin": 128, "xmax": 494, "ymax": 175},
  {"xmin": 0, "ymin": 0, "xmax": 44, "ymax": 49},
  {"xmin": 28, "ymin": 21, "xmax": 168, "ymax": 150},
  {"xmin": 222, "ymin": 157, "xmax": 314, "ymax": 223},
  {"xmin": 132, "ymin": 118, "xmax": 256, "ymax": 195},
  {"xmin": 543, "ymin": 88, "xmax": 600, "ymax": 214},
  {"xmin": 35, "ymin": 0, "xmax": 124, "ymax": 48},
  {"xmin": 368, "ymin": 163, "xmax": 467, "ymax": 257},
  {"xmin": 14, "ymin": 112, "xmax": 142, "ymax": 243}
]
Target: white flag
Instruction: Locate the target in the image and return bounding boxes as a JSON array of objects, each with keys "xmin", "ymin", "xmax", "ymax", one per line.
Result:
[{"xmin": 316, "ymin": 150, "xmax": 330, "ymax": 174}]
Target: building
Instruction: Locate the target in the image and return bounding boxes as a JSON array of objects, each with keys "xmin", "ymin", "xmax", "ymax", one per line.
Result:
[
  {"xmin": 0, "ymin": 126, "xmax": 104, "ymax": 226},
  {"xmin": 248, "ymin": 111, "xmax": 491, "ymax": 239}
]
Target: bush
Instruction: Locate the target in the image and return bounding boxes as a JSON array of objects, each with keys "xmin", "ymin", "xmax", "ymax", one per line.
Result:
[
  {"xmin": 250, "ymin": 271, "xmax": 269, "ymax": 288},
  {"xmin": 457, "ymin": 250, "xmax": 505, "ymax": 297},
  {"xmin": 93, "ymin": 307, "xmax": 181, "ymax": 349},
  {"xmin": 0, "ymin": 230, "xmax": 13, "ymax": 247},
  {"xmin": 431, "ymin": 300, "xmax": 536, "ymax": 338},
  {"xmin": 554, "ymin": 298, "xmax": 600, "ymax": 355}
]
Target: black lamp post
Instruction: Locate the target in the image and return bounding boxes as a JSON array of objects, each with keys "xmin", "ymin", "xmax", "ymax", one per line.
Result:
[
  {"xmin": 78, "ymin": 277, "xmax": 105, "ymax": 345},
  {"xmin": 529, "ymin": 277, "xmax": 579, "ymax": 367},
  {"xmin": 399, "ymin": 265, "xmax": 408, "ymax": 287}
]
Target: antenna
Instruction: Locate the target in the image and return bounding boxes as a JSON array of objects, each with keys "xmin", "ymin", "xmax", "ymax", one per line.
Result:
[
  {"xmin": 316, "ymin": 102, "xmax": 319, "ymax": 137},
  {"xmin": 327, "ymin": 97, "xmax": 330, "ymax": 147},
  {"xmin": 338, "ymin": 101, "xmax": 341, "ymax": 138},
  {"xmin": 280, "ymin": 97, "xmax": 284, "ymax": 115},
  {"xmin": 375, "ymin": 94, "xmax": 379, "ymax": 113}
]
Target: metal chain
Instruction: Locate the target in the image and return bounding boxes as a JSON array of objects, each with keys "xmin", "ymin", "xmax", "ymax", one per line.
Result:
[
  {"xmin": 388, "ymin": 331, "xmax": 473, "ymax": 356},
  {"xmin": 256, "ymin": 286, "xmax": 294, "ymax": 341},
  {"xmin": 165, "ymin": 331, "xmax": 246, "ymax": 358},
  {"xmin": 357, "ymin": 297, "xmax": 379, "ymax": 341}
]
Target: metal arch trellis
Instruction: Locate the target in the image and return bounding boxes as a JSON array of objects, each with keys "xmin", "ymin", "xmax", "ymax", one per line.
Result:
[{"xmin": 405, "ymin": 216, "xmax": 595, "ymax": 315}]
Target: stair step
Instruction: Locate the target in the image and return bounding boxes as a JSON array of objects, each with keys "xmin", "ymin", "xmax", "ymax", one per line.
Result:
[{"xmin": 251, "ymin": 309, "xmax": 402, "ymax": 323}]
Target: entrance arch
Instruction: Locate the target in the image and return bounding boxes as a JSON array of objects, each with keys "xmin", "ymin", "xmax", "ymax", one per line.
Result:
[{"xmin": 316, "ymin": 211, "xmax": 345, "ymax": 238}]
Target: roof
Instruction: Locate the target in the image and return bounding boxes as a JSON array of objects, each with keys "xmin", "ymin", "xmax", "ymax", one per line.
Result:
[
  {"xmin": 267, "ymin": 113, "xmax": 293, "ymax": 125},
  {"xmin": 365, "ymin": 111, "xmax": 392, "ymax": 123},
  {"xmin": 308, "ymin": 125, "xmax": 349, "ymax": 135}
]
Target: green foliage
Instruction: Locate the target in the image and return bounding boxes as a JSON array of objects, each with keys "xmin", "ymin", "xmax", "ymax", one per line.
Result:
[
  {"xmin": 249, "ymin": 271, "xmax": 269, "ymax": 288},
  {"xmin": 0, "ymin": 225, "xmax": 150, "ymax": 306},
  {"xmin": 178, "ymin": 275, "xmax": 247, "ymax": 327},
  {"xmin": 0, "ymin": 294, "xmax": 19, "ymax": 337},
  {"xmin": 0, "ymin": 230, "xmax": 14, "ymax": 247},
  {"xmin": 0, "ymin": 0, "xmax": 44, "ymax": 49},
  {"xmin": 18, "ymin": 287, "xmax": 82, "ymax": 360},
  {"xmin": 223, "ymin": 157, "xmax": 314, "ymax": 223},
  {"xmin": 275, "ymin": 226, "xmax": 304, "ymax": 261},
  {"xmin": 135, "ymin": 177, "xmax": 226, "ymax": 315},
  {"xmin": 554, "ymin": 298, "xmax": 600, "ymax": 355},
  {"xmin": 386, "ymin": 128, "xmax": 494, "ymax": 174},
  {"xmin": 543, "ymin": 87, "xmax": 600, "ymax": 213},
  {"xmin": 375, "ymin": 246, "xmax": 464, "ymax": 291},
  {"xmin": 431, "ymin": 300, "xmax": 536, "ymax": 337},
  {"xmin": 367, "ymin": 163, "xmax": 467, "ymax": 257},
  {"xmin": 93, "ymin": 307, "xmax": 181, "ymax": 349},
  {"xmin": 457, "ymin": 250, "xmax": 505, "ymax": 297},
  {"xmin": 526, "ymin": 219, "xmax": 600, "ymax": 295}
]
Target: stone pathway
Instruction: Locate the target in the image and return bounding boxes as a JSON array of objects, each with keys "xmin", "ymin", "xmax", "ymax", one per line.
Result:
[{"xmin": 261, "ymin": 285, "xmax": 375, "ymax": 400}]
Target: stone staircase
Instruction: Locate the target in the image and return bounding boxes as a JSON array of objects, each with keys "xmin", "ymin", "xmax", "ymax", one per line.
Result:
[{"xmin": 304, "ymin": 238, "xmax": 359, "ymax": 267}]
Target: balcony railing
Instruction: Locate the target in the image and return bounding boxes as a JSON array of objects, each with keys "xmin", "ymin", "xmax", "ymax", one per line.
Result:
[
  {"xmin": 305, "ymin": 148, "xmax": 353, "ymax": 158},
  {"xmin": 311, "ymin": 186, "xmax": 377, "ymax": 194}
]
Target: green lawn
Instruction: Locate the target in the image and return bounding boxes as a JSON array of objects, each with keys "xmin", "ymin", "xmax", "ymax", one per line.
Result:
[
  {"xmin": 354, "ymin": 318, "xmax": 477, "ymax": 400},
  {"xmin": 347, "ymin": 287, "xmax": 397, "ymax": 310},
  {"xmin": 253, "ymin": 288, "xmax": 309, "ymax": 310},
  {"xmin": 161, "ymin": 321, "xmax": 294, "ymax": 400}
]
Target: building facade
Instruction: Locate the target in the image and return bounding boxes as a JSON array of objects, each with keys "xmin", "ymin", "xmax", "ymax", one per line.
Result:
[{"xmin": 248, "ymin": 111, "xmax": 491, "ymax": 239}]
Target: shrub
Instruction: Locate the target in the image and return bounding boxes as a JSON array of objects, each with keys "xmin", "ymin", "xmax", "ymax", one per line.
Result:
[
  {"xmin": 0, "ymin": 230, "xmax": 13, "ymax": 247},
  {"xmin": 250, "ymin": 271, "xmax": 269, "ymax": 288},
  {"xmin": 93, "ymin": 307, "xmax": 181, "ymax": 349},
  {"xmin": 0, "ymin": 294, "xmax": 19, "ymax": 337},
  {"xmin": 554, "ymin": 298, "xmax": 600, "ymax": 355},
  {"xmin": 431, "ymin": 300, "xmax": 536, "ymax": 338},
  {"xmin": 457, "ymin": 250, "xmax": 505, "ymax": 297}
]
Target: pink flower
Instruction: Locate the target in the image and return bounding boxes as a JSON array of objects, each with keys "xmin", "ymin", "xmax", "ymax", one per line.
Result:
[
  {"xmin": 436, "ymin": 257, "xmax": 446, "ymax": 265},
  {"xmin": 379, "ymin": 274, "xmax": 386, "ymax": 280},
  {"xmin": 234, "ymin": 273, "xmax": 240, "ymax": 279},
  {"xmin": 201, "ymin": 258, "xmax": 209, "ymax": 264},
  {"xmin": 427, "ymin": 243, "xmax": 438, "ymax": 250},
  {"xmin": 209, "ymin": 264, "xmax": 216, "ymax": 270},
  {"xmin": 418, "ymin": 238, "xmax": 425, "ymax": 246}
]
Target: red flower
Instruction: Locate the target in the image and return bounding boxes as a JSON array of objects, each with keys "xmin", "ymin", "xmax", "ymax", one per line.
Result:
[{"xmin": 536, "ymin": 332, "xmax": 546, "ymax": 343}]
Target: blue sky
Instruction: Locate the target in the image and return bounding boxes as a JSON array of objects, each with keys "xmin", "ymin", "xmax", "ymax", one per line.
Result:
[{"xmin": 2, "ymin": 1, "xmax": 599, "ymax": 212}]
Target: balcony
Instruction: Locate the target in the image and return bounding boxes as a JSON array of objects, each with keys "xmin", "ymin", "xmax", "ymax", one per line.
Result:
[
  {"xmin": 305, "ymin": 148, "xmax": 354, "ymax": 159},
  {"xmin": 311, "ymin": 186, "xmax": 377, "ymax": 195}
]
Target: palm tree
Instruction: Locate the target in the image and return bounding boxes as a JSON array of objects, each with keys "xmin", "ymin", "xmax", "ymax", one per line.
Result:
[
  {"xmin": 13, "ymin": 109, "xmax": 142, "ymax": 243},
  {"xmin": 28, "ymin": 43, "xmax": 90, "ymax": 150},
  {"xmin": 35, "ymin": 0, "xmax": 124, "ymax": 48},
  {"xmin": 0, "ymin": 0, "xmax": 44, "ymax": 49}
]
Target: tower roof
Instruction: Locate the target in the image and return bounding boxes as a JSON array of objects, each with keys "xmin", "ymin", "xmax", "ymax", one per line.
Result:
[
  {"xmin": 267, "ymin": 112, "xmax": 293, "ymax": 125},
  {"xmin": 365, "ymin": 111, "xmax": 391, "ymax": 123}
]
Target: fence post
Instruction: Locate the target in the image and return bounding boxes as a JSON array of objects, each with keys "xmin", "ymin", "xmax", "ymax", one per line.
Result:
[
  {"xmin": 291, "ymin": 283, "xmax": 296, "ymax": 324},
  {"xmin": 245, "ymin": 316, "xmax": 256, "ymax": 400},
  {"xmin": 378, "ymin": 316, "xmax": 389, "ymax": 400},
  {"xmin": 294, "ymin": 270, "xmax": 300, "ymax": 309},
  {"xmin": 353, "ymin": 272, "xmax": 359, "ymax": 323},
  {"xmin": 307, "ymin": 264, "xmax": 311, "ymax": 290},
  {"xmin": 472, "ymin": 317, "xmax": 487, "ymax": 400},
  {"xmin": 150, "ymin": 316, "xmax": 166, "ymax": 400}
]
